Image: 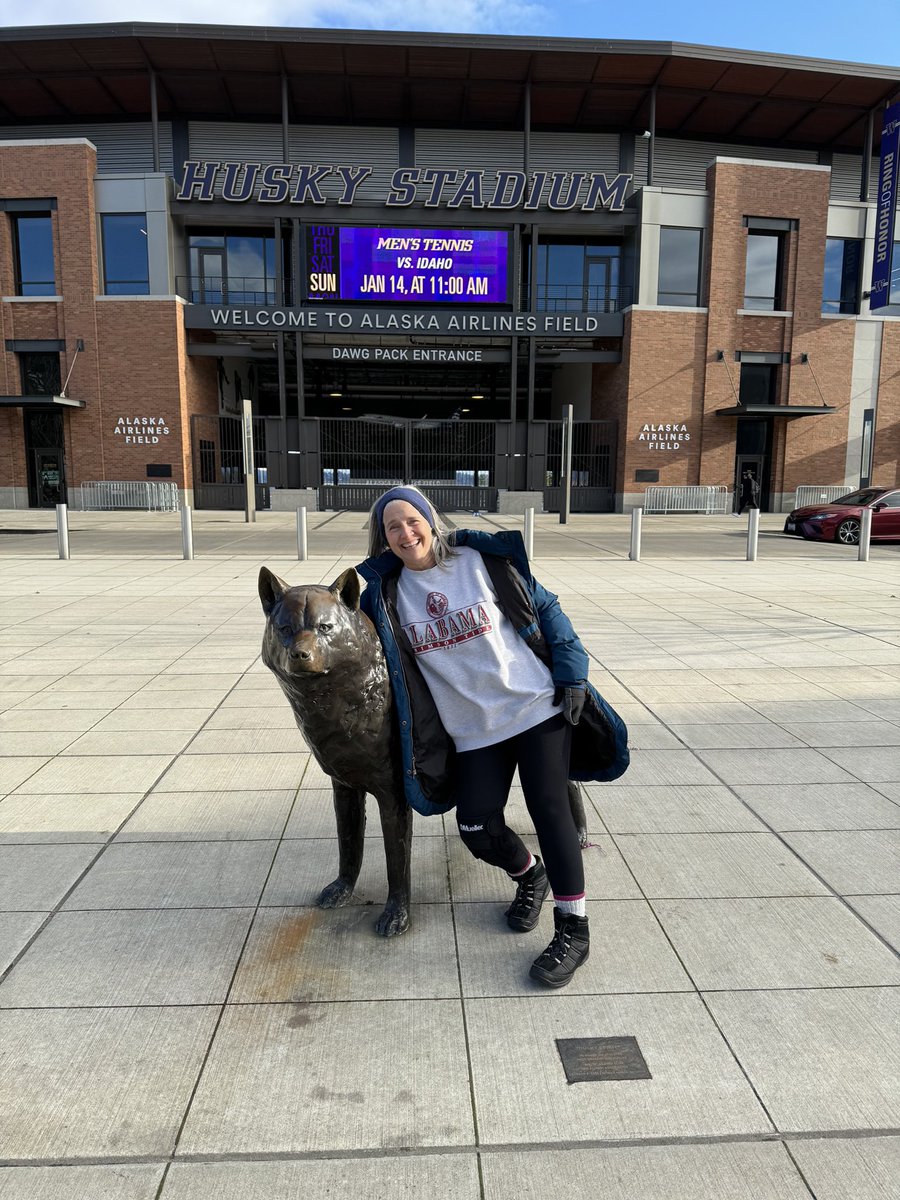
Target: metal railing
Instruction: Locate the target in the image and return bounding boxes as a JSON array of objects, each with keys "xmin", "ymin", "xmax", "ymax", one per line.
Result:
[
  {"xmin": 80, "ymin": 481, "xmax": 180, "ymax": 512},
  {"xmin": 794, "ymin": 485, "xmax": 851, "ymax": 508},
  {"xmin": 643, "ymin": 485, "xmax": 730, "ymax": 515},
  {"xmin": 531, "ymin": 284, "xmax": 633, "ymax": 313}
]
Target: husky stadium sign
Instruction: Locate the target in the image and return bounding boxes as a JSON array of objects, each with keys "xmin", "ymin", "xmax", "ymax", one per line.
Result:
[{"xmin": 175, "ymin": 162, "xmax": 633, "ymax": 212}]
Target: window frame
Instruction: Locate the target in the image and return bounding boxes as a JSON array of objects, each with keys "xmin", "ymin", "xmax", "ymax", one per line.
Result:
[
  {"xmin": 822, "ymin": 237, "xmax": 863, "ymax": 315},
  {"xmin": 657, "ymin": 226, "xmax": 704, "ymax": 307},
  {"xmin": 100, "ymin": 212, "xmax": 151, "ymax": 296}
]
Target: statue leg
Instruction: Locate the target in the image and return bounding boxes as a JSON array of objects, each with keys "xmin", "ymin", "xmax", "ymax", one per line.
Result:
[
  {"xmin": 568, "ymin": 780, "xmax": 589, "ymax": 848},
  {"xmin": 373, "ymin": 790, "xmax": 412, "ymax": 937},
  {"xmin": 317, "ymin": 782, "xmax": 366, "ymax": 909}
]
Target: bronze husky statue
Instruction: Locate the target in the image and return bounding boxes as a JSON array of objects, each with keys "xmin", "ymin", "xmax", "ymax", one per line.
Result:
[{"xmin": 259, "ymin": 565, "xmax": 411, "ymax": 937}]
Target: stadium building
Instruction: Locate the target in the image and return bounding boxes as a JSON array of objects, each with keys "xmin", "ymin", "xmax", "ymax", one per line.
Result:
[{"xmin": 0, "ymin": 22, "xmax": 898, "ymax": 513}]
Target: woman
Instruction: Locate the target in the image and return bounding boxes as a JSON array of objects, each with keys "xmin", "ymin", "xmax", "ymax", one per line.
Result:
[{"xmin": 358, "ymin": 485, "xmax": 623, "ymax": 988}]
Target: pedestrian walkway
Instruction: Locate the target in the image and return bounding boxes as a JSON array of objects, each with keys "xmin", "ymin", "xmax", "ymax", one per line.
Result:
[{"xmin": 0, "ymin": 517, "xmax": 898, "ymax": 1199}]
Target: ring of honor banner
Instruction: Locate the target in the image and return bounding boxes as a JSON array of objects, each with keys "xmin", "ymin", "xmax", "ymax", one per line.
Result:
[
  {"xmin": 870, "ymin": 101, "xmax": 900, "ymax": 310},
  {"xmin": 306, "ymin": 226, "xmax": 509, "ymax": 304}
]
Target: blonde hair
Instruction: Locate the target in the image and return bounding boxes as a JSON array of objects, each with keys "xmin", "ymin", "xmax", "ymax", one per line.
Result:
[{"xmin": 366, "ymin": 485, "xmax": 456, "ymax": 564}]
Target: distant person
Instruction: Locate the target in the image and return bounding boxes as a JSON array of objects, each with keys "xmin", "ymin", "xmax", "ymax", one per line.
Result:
[{"xmin": 736, "ymin": 469, "xmax": 761, "ymax": 515}]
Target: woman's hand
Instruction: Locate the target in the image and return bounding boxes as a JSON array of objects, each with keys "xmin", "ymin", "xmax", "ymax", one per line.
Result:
[{"xmin": 553, "ymin": 685, "xmax": 585, "ymax": 726}]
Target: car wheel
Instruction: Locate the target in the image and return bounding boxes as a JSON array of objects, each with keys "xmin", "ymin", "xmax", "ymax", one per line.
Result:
[{"xmin": 835, "ymin": 519, "xmax": 861, "ymax": 545}]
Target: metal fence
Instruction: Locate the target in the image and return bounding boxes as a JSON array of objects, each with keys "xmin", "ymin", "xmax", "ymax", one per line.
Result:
[
  {"xmin": 794, "ymin": 485, "xmax": 851, "ymax": 508},
  {"xmin": 80, "ymin": 481, "xmax": 180, "ymax": 512},
  {"xmin": 643, "ymin": 485, "xmax": 730, "ymax": 515}
]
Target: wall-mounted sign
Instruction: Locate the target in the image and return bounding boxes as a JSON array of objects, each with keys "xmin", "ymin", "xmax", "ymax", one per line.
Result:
[
  {"xmin": 306, "ymin": 226, "xmax": 508, "ymax": 304},
  {"xmin": 175, "ymin": 162, "xmax": 632, "ymax": 214},
  {"xmin": 303, "ymin": 345, "xmax": 510, "ymax": 363},
  {"xmin": 637, "ymin": 423, "xmax": 690, "ymax": 451},
  {"xmin": 114, "ymin": 416, "xmax": 171, "ymax": 445},
  {"xmin": 183, "ymin": 305, "xmax": 620, "ymax": 338},
  {"xmin": 870, "ymin": 101, "xmax": 900, "ymax": 311}
]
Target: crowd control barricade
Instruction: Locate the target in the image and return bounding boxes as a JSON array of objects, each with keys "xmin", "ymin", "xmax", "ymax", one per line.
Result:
[
  {"xmin": 81, "ymin": 481, "xmax": 180, "ymax": 512},
  {"xmin": 642, "ymin": 486, "xmax": 730, "ymax": 515},
  {"xmin": 793, "ymin": 486, "xmax": 851, "ymax": 509}
]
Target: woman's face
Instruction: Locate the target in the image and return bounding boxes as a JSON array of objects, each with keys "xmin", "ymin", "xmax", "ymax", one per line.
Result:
[{"xmin": 383, "ymin": 500, "xmax": 436, "ymax": 571}]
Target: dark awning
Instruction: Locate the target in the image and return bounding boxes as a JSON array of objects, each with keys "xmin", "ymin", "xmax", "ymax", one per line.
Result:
[
  {"xmin": 716, "ymin": 403, "xmax": 835, "ymax": 419},
  {"xmin": 0, "ymin": 394, "xmax": 85, "ymax": 408}
]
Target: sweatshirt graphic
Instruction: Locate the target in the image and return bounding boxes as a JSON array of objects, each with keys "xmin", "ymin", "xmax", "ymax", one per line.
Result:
[{"xmin": 404, "ymin": 592, "xmax": 492, "ymax": 652}]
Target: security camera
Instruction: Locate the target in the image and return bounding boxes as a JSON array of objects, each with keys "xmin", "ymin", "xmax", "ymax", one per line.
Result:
[{"xmin": 641, "ymin": 130, "xmax": 652, "ymax": 138}]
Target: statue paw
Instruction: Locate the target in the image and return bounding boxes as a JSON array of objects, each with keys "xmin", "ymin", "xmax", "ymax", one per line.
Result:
[
  {"xmin": 375, "ymin": 902, "xmax": 410, "ymax": 937},
  {"xmin": 317, "ymin": 878, "xmax": 355, "ymax": 908}
]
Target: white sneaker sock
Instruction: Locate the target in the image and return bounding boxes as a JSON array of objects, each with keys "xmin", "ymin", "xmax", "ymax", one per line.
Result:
[{"xmin": 554, "ymin": 895, "xmax": 586, "ymax": 917}]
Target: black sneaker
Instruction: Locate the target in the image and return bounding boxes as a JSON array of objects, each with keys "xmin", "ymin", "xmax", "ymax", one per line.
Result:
[
  {"xmin": 529, "ymin": 908, "xmax": 590, "ymax": 988},
  {"xmin": 505, "ymin": 859, "xmax": 550, "ymax": 932}
]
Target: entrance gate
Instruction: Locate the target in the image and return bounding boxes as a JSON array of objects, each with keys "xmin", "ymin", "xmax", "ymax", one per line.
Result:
[
  {"xmin": 190, "ymin": 413, "xmax": 271, "ymax": 510},
  {"xmin": 190, "ymin": 414, "xmax": 617, "ymax": 512}
]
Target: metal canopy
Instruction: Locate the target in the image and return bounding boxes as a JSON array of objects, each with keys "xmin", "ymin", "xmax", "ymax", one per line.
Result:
[
  {"xmin": 0, "ymin": 24, "xmax": 897, "ymax": 149},
  {"xmin": 716, "ymin": 403, "xmax": 836, "ymax": 419},
  {"xmin": 0, "ymin": 394, "xmax": 85, "ymax": 408}
]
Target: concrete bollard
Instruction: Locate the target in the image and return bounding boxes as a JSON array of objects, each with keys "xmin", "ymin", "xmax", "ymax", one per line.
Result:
[
  {"xmin": 524, "ymin": 506, "xmax": 534, "ymax": 560},
  {"xmin": 746, "ymin": 508, "xmax": 760, "ymax": 561},
  {"xmin": 181, "ymin": 504, "xmax": 194, "ymax": 561},
  {"xmin": 629, "ymin": 506, "xmax": 642, "ymax": 561},
  {"xmin": 56, "ymin": 503, "xmax": 70, "ymax": 560},
  {"xmin": 858, "ymin": 507, "xmax": 872, "ymax": 562},
  {"xmin": 296, "ymin": 506, "xmax": 308, "ymax": 561}
]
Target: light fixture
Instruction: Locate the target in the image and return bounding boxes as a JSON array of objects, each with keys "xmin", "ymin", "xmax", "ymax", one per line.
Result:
[
  {"xmin": 714, "ymin": 350, "xmax": 725, "ymax": 361},
  {"xmin": 471, "ymin": 393, "xmax": 484, "ymax": 400},
  {"xmin": 328, "ymin": 391, "xmax": 343, "ymax": 398},
  {"xmin": 341, "ymin": 405, "xmax": 352, "ymax": 411},
  {"xmin": 461, "ymin": 407, "xmax": 470, "ymax": 413}
]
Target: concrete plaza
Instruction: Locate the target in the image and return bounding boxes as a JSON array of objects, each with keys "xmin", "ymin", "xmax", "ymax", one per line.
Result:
[{"xmin": 0, "ymin": 509, "xmax": 898, "ymax": 1199}]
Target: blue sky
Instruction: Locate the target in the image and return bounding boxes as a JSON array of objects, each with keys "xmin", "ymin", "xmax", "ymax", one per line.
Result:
[{"xmin": 3, "ymin": 0, "xmax": 899, "ymax": 70}]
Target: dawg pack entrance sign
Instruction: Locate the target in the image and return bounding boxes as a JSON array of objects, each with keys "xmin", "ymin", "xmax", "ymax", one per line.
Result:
[{"xmin": 175, "ymin": 162, "xmax": 633, "ymax": 213}]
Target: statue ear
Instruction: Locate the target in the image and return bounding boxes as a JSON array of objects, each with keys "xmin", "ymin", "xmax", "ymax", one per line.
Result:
[
  {"xmin": 259, "ymin": 567, "xmax": 289, "ymax": 615},
  {"xmin": 330, "ymin": 567, "xmax": 361, "ymax": 612}
]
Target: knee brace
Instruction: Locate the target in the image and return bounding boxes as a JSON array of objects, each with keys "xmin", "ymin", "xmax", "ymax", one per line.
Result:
[{"xmin": 457, "ymin": 809, "xmax": 523, "ymax": 872}]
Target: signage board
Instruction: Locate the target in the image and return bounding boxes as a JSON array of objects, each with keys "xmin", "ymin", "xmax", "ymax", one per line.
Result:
[
  {"xmin": 306, "ymin": 226, "xmax": 509, "ymax": 304},
  {"xmin": 871, "ymin": 101, "xmax": 900, "ymax": 311}
]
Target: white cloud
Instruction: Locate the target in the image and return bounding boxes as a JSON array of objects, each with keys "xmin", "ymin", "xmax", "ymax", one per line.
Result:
[{"xmin": 1, "ymin": 0, "xmax": 548, "ymax": 34}]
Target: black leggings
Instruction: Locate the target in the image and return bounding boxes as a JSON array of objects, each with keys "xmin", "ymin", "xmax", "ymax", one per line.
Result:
[{"xmin": 454, "ymin": 713, "xmax": 584, "ymax": 898}]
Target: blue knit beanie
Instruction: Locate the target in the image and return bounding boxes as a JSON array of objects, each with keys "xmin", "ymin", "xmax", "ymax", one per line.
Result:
[{"xmin": 375, "ymin": 487, "xmax": 436, "ymax": 536}]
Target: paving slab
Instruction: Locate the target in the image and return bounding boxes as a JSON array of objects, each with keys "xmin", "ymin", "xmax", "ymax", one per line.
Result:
[
  {"xmin": 780, "ymin": 830, "xmax": 900, "ymax": 894},
  {"xmin": 89, "ymin": 708, "xmax": 216, "ymax": 732},
  {"xmin": 230, "ymin": 903, "xmax": 459, "ymax": 1002},
  {"xmin": 0, "ymin": 843, "xmax": 99, "ymax": 910},
  {"xmin": 261, "ymin": 835, "xmax": 451, "ymax": 907},
  {"xmin": 0, "ymin": 760, "xmax": 49, "ymax": 794},
  {"xmin": 818, "ymin": 745, "xmax": 900, "ymax": 783},
  {"xmin": 481, "ymin": 1142, "xmax": 813, "ymax": 1200},
  {"xmin": 613, "ymin": 832, "xmax": 828, "ymax": 898},
  {"xmin": 162, "ymin": 1155, "xmax": 480, "ymax": 1200},
  {"xmin": 0, "ymin": 1164, "xmax": 165, "ymax": 1200},
  {"xmin": 603, "ymin": 749, "xmax": 720, "ymax": 786},
  {"xmin": 0, "ymin": 912, "xmax": 45, "ymax": 974},
  {"xmin": 0, "ymin": 792, "xmax": 143, "ymax": 843},
  {"xmin": 465, "ymin": 992, "xmax": 771, "ymax": 1143},
  {"xmin": 61, "ymin": 840, "xmax": 278, "ymax": 909},
  {"xmin": 156, "ymin": 751, "xmax": 308, "ymax": 792},
  {"xmin": 0, "ymin": 1006, "xmax": 218, "ymax": 1159},
  {"xmin": 0, "ymin": 908, "xmax": 254, "ymax": 1007},
  {"xmin": 176, "ymin": 999, "xmax": 474, "ymax": 1154},
  {"xmin": 116, "ymin": 789, "xmax": 296, "ymax": 841},
  {"xmin": 586, "ymin": 784, "xmax": 766, "ymax": 834},
  {"xmin": 652, "ymin": 897, "xmax": 900, "ymax": 989},
  {"xmin": 787, "ymin": 1135, "xmax": 900, "ymax": 1200},
  {"xmin": 732, "ymin": 782, "xmax": 900, "ymax": 831},
  {"xmin": 11, "ymin": 755, "xmax": 174, "ymax": 795},
  {"xmin": 845, "ymin": 895, "xmax": 900, "ymax": 947},
  {"xmin": 705, "ymin": 987, "xmax": 900, "ymax": 1133},
  {"xmin": 693, "ymin": 748, "xmax": 857, "ymax": 786},
  {"xmin": 456, "ymin": 899, "xmax": 692, "ymax": 997}
]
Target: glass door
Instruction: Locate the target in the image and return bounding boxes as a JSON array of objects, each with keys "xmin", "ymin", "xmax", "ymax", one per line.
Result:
[
  {"xmin": 197, "ymin": 247, "xmax": 226, "ymax": 304},
  {"xmin": 32, "ymin": 449, "xmax": 65, "ymax": 507},
  {"xmin": 586, "ymin": 256, "xmax": 619, "ymax": 312}
]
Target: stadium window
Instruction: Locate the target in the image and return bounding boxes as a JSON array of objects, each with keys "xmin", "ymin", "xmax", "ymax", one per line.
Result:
[
  {"xmin": 822, "ymin": 238, "xmax": 862, "ymax": 314},
  {"xmin": 657, "ymin": 227, "xmax": 702, "ymax": 306},
  {"xmin": 101, "ymin": 214, "xmax": 150, "ymax": 295},
  {"xmin": 11, "ymin": 214, "xmax": 55, "ymax": 296},
  {"xmin": 743, "ymin": 217, "xmax": 795, "ymax": 311}
]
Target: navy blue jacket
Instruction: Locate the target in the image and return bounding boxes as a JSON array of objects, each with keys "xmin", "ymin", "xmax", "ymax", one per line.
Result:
[{"xmin": 357, "ymin": 529, "xmax": 628, "ymax": 815}]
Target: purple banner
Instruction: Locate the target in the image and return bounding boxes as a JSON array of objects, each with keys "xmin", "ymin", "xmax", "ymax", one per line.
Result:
[
  {"xmin": 306, "ymin": 226, "xmax": 508, "ymax": 304},
  {"xmin": 870, "ymin": 101, "xmax": 900, "ymax": 311}
]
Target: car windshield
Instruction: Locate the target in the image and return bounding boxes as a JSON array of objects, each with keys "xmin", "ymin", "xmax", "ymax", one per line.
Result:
[{"xmin": 830, "ymin": 489, "xmax": 888, "ymax": 506}]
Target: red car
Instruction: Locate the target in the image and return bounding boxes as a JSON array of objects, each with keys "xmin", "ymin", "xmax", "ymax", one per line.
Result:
[{"xmin": 784, "ymin": 487, "xmax": 900, "ymax": 544}]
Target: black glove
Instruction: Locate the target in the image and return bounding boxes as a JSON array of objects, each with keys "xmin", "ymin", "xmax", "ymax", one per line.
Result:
[{"xmin": 553, "ymin": 685, "xmax": 585, "ymax": 726}]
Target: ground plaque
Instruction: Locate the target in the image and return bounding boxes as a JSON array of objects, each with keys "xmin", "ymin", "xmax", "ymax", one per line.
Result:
[{"xmin": 555, "ymin": 1037, "xmax": 651, "ymax": 1084}]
